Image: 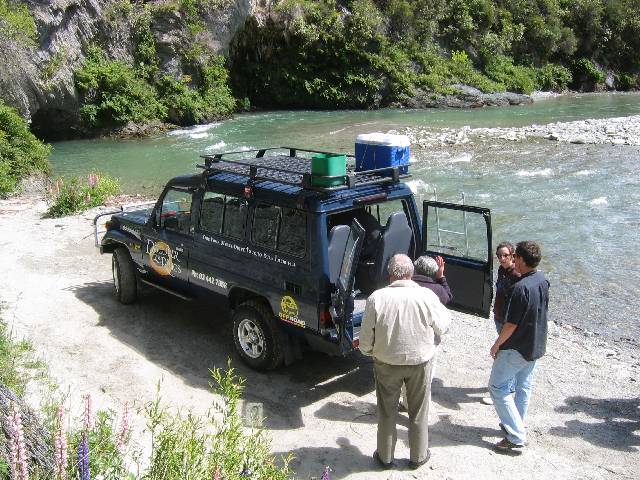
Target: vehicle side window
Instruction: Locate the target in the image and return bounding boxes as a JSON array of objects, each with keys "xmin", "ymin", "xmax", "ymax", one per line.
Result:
[
  {"xmin": 253, "ymin": 203, "xmax": 279, "ymax": 249},
  {"xmin": 278, "ymin": 208, "xmax": 306, "ymax": 257},
  {"xmin": 222, "ymin": 196, "xmax": 247, "ymax": 239},
  {"xmin": 160, "ymin": 188, "xmax": 193, "ymax": 234},
  {"xmin": 251, "ymin": 203, "xmax": 306, "ymax": 257},
  {"xmin": 200, "ymin": 191, "xmax": 224, "ymax": 234}
]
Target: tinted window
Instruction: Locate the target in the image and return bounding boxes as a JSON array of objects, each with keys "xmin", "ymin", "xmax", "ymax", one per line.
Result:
[
  {"xmin": 200, "ymin": 191, "xmax": 224, "ymax": 234},
  {"xmin": 253, "ymin": 203, "xmax": 279, "ymax": 249},
  {"xmin": 223, "ymin": 196, "xmax": 247, "ymax": 239},
  {"xmin": 251, "ymin": 203, "xmax": 306, "ymax": 257},
  {"xmin": 160, "ymin": 189, "xmax": 192, "ymax": 234},
  {"xmin": 278, "ymin": 208, "xmax": 306, "ymax": 257}
]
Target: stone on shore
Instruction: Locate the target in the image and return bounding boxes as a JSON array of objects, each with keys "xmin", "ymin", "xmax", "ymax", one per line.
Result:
[{"xmin": 395, "ymin": 115, "xmax": 640, "ymax": 148}]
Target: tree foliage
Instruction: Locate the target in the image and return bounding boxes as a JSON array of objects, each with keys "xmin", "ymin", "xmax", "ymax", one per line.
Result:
[{"xmin": 0, "ymin": 100, "xmax": 51, "ymax": 196}]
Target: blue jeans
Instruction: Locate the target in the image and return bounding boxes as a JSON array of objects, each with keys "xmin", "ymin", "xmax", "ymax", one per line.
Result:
[{"xmin": 488, "ymin": 349, "xmax": 537, "ymax": 446}]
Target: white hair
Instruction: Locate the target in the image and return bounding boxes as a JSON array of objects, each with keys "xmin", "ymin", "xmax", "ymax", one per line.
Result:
[
  {"xmin": 414, "ymin": 255, "xmax": 438, "ymax": 278},
  {"xmin": 387, "ymin": 254, "xmax": 414, "ymax": 280}
]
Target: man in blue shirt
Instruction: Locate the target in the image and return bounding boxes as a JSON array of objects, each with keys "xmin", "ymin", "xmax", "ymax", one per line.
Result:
[{"xmin": 488, "ymin": 241, "xmax": 550, "ymax": 452}]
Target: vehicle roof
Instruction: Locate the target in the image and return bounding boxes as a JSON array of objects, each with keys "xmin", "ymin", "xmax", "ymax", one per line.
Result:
[{"xmin": 165, "ymin": 171, "xmax": 415, "ymax": 212}]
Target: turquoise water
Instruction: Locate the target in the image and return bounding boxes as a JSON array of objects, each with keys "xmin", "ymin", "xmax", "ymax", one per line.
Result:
[{"xmin": 49, "ymin": 92, "xmax": 640, "ymax": 343}]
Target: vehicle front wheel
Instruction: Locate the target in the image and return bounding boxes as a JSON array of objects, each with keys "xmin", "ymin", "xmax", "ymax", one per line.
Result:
[
  {"xmin": 232, "ymin": 301, "xmax": 283, "ymax": 371},
  {"xmin": 112, "ymin": 247, "xmax": 138, "ymax": 305}
]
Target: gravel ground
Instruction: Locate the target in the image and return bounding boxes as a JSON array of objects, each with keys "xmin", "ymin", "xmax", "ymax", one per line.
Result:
[{"xmin": 0, "ymin": 194, "xmax": 638, "ymax": 479}]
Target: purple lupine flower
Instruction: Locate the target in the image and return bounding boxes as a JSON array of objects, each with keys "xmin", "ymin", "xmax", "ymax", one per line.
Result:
[
  {"xmin": 83, "ymin": 394, "xmax": 93, "ymax": 431},
  {"xmin": 321, "ymin": 466, "xmax": 331, "ymax": 480},
  {"xmin": 212, "ymin": 466, "xmax": 222, "ymax": 480},
  {"xmin": 7, "ymin": 403, "xmax": 29, "ymax": 480},
  {"xmin": 115, "ymin": 402, "xmax": 130, "ymax": 452},
  {"xmin": 77, "ymin": 432, "xmax": 90, "ymax": 480},
  {"xmin": 54, "ymin": 405, "xmax": 68, "ymax": 479}
]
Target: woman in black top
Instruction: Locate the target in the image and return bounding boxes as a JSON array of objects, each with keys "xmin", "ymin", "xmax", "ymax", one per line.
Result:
[{"xmin": 493, "ymin": 242, "xmax": 521, "ymax": 333}]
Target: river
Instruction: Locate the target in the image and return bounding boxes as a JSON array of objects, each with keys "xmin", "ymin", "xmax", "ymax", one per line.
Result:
[{"xmin": 49, "ymin": 92, "xmax": 640, "ymax": 344}]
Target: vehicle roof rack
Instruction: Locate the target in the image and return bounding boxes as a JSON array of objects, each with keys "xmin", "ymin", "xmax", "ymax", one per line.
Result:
[{"xmin": 197, "ymin": 147, "xmax": 410, "ymax": 192}]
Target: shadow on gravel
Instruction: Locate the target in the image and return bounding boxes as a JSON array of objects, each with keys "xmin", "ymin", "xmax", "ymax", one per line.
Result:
[
  {"xmin": 549, "ymin": 396, "xmax": 640, "ymax": 452},
  {"xmin": 68, "ymin": 281, "xmax": 374, "ymax": 430},
  {"xmin": 427, "ymin": 414, "xmax": 499, "ymax": 450},
  {"xmin": 274, "ymin": 436, "xmax": 389, "ymax": 479},
  {"xmin": 431, "ymin": 377, "xmax": 490, "ymax": 411}
]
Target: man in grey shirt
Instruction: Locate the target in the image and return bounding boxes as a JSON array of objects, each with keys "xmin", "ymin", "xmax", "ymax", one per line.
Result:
[{"xmin": 360, "ymin": 254, "xmax": 451, "ymax": 469}]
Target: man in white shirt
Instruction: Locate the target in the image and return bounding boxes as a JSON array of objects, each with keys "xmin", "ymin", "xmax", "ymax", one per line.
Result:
[{"xmin": 360, "ymin": 254, "xmax": 451, "ymax": 470}]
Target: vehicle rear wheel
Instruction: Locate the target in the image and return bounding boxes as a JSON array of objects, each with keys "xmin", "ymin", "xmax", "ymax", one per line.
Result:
[
  {"xmin": 112, "ymin": 247, "xmax": 138, "ymax": 305},
  {"xmin": 232, "ymin": 301, "xmax": 283, "ymax": 370}
]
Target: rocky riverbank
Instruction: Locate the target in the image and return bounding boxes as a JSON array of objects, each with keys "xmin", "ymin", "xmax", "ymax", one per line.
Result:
[{"xmin": 398, "ymin": 114, "xmax": 640, "ymax": 148}]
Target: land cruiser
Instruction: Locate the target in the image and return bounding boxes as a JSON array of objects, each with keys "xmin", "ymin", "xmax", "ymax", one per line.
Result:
[{"xmin": 94, "ymin": 147, "xmax": 493, "ymax": 370}]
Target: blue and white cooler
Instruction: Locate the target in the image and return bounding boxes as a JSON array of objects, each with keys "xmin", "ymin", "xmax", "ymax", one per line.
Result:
[{"xmin": 355, "ymin": 133, "xmax": 411, "ymax": 176}]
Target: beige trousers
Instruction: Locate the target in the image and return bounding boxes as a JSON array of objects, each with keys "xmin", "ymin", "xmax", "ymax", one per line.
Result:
[{"xmin": 374, "ymin": 359, "xmax": 433, "ymax": 464}]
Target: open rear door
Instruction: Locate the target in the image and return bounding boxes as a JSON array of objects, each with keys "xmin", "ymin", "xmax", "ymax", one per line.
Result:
[
  {"xmin": 422, "ymin": 201, "xmax": 493, "ymax": 318},
  {"xmin": 334, "ymin": 219, "xmax": 365, "ymax": 351}
]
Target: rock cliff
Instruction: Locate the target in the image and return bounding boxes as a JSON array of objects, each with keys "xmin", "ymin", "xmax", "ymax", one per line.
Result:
[{"xmin": 0, "ymin": 0, "xmax": 255, "ymax": 139}]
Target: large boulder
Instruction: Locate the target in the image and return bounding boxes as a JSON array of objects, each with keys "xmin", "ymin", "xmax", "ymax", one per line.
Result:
[{"xmin": 400, "ymin": 85, "xmax": 532, "ymax": 109}]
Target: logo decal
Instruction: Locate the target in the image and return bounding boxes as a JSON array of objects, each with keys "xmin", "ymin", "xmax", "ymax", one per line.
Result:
[
  {"xmin": 148, "ymin": 241, "xmax": 173, "ymax": 276},
  {"xmin": 279, "ymin": 295, "xmax": 304, "ymax": 328}
]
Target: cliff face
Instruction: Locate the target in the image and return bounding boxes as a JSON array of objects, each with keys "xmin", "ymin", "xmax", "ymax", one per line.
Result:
[{"xmin": 0, "ymin": 0, "xmax": 255, "ymax": 139}]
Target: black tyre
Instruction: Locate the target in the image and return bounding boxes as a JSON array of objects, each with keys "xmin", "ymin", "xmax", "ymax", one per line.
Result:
[
  {"xmin": 112, "ymin": 247, "xmax": 138, "ymax": 305},
  {"xmin": 232, "ymin": 301, "xmax": 283, "ymax": 371}
]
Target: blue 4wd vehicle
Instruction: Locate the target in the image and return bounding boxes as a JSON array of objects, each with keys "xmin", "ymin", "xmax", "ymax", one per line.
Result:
[{"xmin": 94, "ymin": 147, "xmax": 493, "ymax": 370}]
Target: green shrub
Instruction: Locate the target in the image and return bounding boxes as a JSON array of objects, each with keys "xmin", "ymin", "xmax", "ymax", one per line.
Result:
[
  {"xmin": 157, "ymin": 57, "xmax": 235, "ymax": 125},
  {"xmin": 131, "ymin": 7, "xmax": 159, "ymax": 80},
  {"xmin": 41, "ymin": 49, "xmax": 67, "ymax": 82},
  {"xmin": 0, "ymin": 316, "xmax": 46, "ymax": 397},
  {"xmin": 75, "ymin": 46, "xmax": 167, "ymax": 128},
  {"xmin": 0, "ymin": 99, "xmax": 51, "ymax": 197},
  {"xmin": 484, "ymin": 55, "xmax": 536, "ymax": 94},
  {"xmin": 615, "ymin": 72, "xmax": 638, "ymax": 91},
  {"xmin": 0, "ymin": 160, "xmax": 17, "ymax": 195},
  {"xmin": 144, "ymin": 364, "xmax": 291, "ymax": 479},
  {"xmin": 571, "ymin": 58, "xmax": 606, "ymax": 86},
  {"xmin": 536, "ymin": 63, "xmax": 572, "ymax": 91},
  {"xmin": 449, "ymin": 50, "xmax": 505, "ymax": 92},
  {"xmin": 46, "ymin": 172, "xmax": 120, "ymax": 217},
  {"xmin": 200, "ymin": 57, "xmax": 237, "ymax": 117},
  {"xmin": 0, "ymin": 0, "xmax": 37, "ymax": 45}
]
